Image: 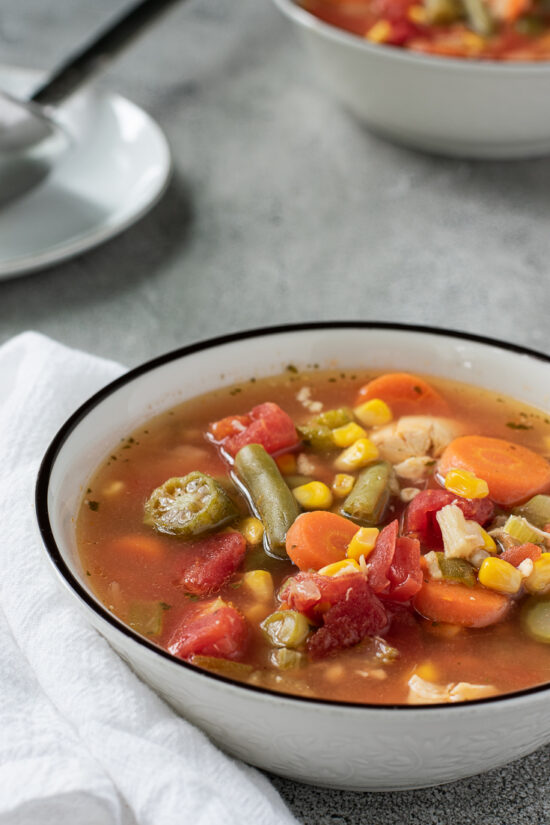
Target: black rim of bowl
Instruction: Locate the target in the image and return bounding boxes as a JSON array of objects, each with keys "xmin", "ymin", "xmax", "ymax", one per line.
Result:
[{"xmin": 35, "ymin": 321, "xmax": 550, "ymax": 711}]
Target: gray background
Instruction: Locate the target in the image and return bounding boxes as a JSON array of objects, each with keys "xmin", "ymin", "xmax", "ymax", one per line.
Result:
[{"xmin": 1, "ymin": 0, "xmax": 550, "ymax": 821}]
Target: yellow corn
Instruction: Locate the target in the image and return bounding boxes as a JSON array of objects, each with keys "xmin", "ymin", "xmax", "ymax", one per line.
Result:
[
  {"xmin": 366, "ymin": 19, "xmax": 392, "ymax": 42},
  {"xmin": 353, "ymin": 398, "xmax": 393, "ymax": 428},
  {"xmin": 332, "ymin": 422, "xmax": 367, "ymax": 448},
  {"xmin": 462, "ymin": 32, "xmax": 485, "ymax": 53},
  {"xmin": 347, "ymin": 527, "xmax": 379, "ymax": 561},
  {"xmin": 318, "ymin": 559, "xmax": 361, "ymax": 577},
  {"xmin": 525, "ymin": 553, "xmax": 550, "ymax": 594},
  {"xmin": 292, "ymin": 481, "xmax": 333, "ymax": 510},
  {"xmin": 415, "ymin": 662, "xmax": 439, "ymax": 682},
  {"xmin": 332, "ymin": 473, "xmax": 355, "ymax": 498},
  {"xmin": 242, "ymin": 569, "xmax": 274, "ymax": 602},
  {"xmin": 408, "ymin": 4, "xmax": 428, "ymax": 22},
  {"xmin": 238, "ymin": 517, "xmax": 264, "ymax": 545},
  {"xmin": 276, "ymin": 453, "xmax": 296, "ymax": 475},
  {"xmin": 444, "ymin": 468, "xmax": 489, "ymax": 499},
  {"xmin": 481, "ymin": 528, "xmax": 497, "ymax": 553},
  {"xmin": 478, "ymin": 557, "xmax": 522, "ymax": 595},
  {"xmin": 334, "ymin": 438, "xmax": 379, "ymax": 471}
]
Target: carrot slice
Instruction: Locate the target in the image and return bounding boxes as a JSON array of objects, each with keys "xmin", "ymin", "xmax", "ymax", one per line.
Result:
[
  {"xmin": 413, "ymin": 580, "xmax": 511, "ymax": 628},
  {"xmin": 109, "ymin": 533, "xmax": 166, "ymax": 561},
  {"xmin": 356, "ymin": 372, "xmax": 449, "ymax": 416},
  {"xmin": 439, "ymin": 435, "xmax": 550, "ymax": 507},
  {"xmin": 286, "ymin": 511, "xmax": 359, "ymax": 571}
]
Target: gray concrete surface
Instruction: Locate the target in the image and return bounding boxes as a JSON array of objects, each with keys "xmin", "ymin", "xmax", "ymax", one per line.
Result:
[{"xmin": 2, "ymin": 0, "xmax": 550, "ymax": 821}]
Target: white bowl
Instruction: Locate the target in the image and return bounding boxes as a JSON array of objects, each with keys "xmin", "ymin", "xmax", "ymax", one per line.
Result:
[
  {"xmin": 36, "ymin": 323, "xmax": 550, "ymax": 791},
  {"xmin": 272, "ymin": 0, "xmax": 550, "ymax": 159}
]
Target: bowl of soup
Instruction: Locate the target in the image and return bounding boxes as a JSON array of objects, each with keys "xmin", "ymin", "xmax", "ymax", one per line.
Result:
[
  {"xmin": 271, "ymin": 0, "xmax": 550, "ymax": 158},
  {"xmin": 36, "ymin": 323, "xmax": 550, "ymax": 790}
]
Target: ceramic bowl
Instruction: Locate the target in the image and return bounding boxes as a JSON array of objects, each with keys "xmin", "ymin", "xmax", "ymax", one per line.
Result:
[
  {"xmin": 36, "ymin": 323, "xmax": 550, "ymax": 791},
  {"xmin": 272, "ymin": 0, "xmax": 550, "ymax": 159}
]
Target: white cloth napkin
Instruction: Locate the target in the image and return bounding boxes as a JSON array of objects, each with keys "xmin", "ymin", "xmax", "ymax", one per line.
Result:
[{"xmin": 0, "ymin": 332, "xmax": 298, "ymax": 825}]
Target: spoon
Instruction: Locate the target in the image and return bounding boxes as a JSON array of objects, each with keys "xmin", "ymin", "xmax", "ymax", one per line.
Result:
[{"xmin": 0, "ymin": 0, "xmax": 181, "ymax": 207}]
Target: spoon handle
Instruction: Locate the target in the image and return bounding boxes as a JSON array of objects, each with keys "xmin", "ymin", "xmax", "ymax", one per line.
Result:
[{"xmin": 30, "ymin": 0, "xmax": 183, "ymax": 106}]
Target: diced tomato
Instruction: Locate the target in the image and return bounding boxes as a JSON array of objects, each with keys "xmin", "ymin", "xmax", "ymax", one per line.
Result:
[
  {"xmin": 307, "ymin": 576, "xmax": 387, "ymax": 659},
  {"xmin": 404, "ymin": 489, "xmax": 494, "ymax": 550},
  {"xmin": 282, "ymin": 571, "xmax": 363, "ymax": 621},
  {"xmin": 385, "ymin": 536, "xmax": 423, "ymax": 601},
  {"xmin": 169, "ymin": 602, "xmax": 248, "ymax": 660},
  {"xmin": 500, "ymin": 543, "xmax": 542, "ymax": 567},
  {"xmin": 385, "ymin": 19, "xmax": 420, "ymax": 45},
  {"xmin": 367, "ymin": 520, "xmax": 399, "ymax": 594},
  {"xmin": 209, "ymin": 402, "xmax": 300, "ymax": 458},
  {"xmin": 178, "ymin": 532, "xmax": 246, "ymax": 596},
  {"xmin": 371, "ymin": 0, "xmax": 413, "ymax": 21}
]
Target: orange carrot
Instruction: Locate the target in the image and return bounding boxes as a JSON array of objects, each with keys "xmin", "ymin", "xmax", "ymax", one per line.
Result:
[
  {"xmin": 413, "ymin": 580, "xmax": 511, "ymax": 628},
  {"xmin": 286, "ymin": 511, "xmax": 359, "ymax": 571},
  {"xmin": 439, "ymin": 435, "xmax": 550, "ymax": 507},
  {"xmin": 109, "ymin": 533, "xmax": 166, "ymax": 561},
  {"xmin": 356, "ymin": 372, "xmax": 449, "ymax": 416}
]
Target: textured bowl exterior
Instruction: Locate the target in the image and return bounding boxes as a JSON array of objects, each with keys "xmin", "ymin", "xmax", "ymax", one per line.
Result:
[
  {"xmin": 37, "ymin": 323, "xmax": 550, "ymax": 790},
  {"xmin": 272, "ymin": 0, "xmax": 550, "ymax": 159}
]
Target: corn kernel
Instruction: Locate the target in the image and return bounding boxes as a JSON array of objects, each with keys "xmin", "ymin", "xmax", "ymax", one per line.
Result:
[
  {"xmin": 334, "ymin": 438, "xmax": 379, "ymax": 471},
  {"xmin": 478, "ymin": 557, "xmax": 522, "ymax": 595},
  {"xmin": 318, "ymin": 559, "xmax": 361, "ymax": 577},
  {"xmin": 462, "ymin": 32, "xmax": 485, "ymax": 53},
  {"xmin": 242, "ymin": 569, "xmax": 274, "ymax": 602},
  {"xmin": 415, "ymin": 662, "xmax": 439, "ymax": 682},
  {"xmin": 347, "ymin": 527, "xmax": 379, "ymax": 561},
  {"xmin": 444, "ymin": 468, "xmax": 489, "ymax": 499},
  {"xmin": 332, "ymin": 422, "xmax": 367, "ymax": 448},
  {"xmin": 525, "ymin": 553, "xmax": 550, "ymax": 594},
  {"xmin": 276, "ymin": 453, "xmax": 296, "ymax": 475},
  {"xmin": 481, "ymin": 528, "xmax": 497, "ymax": 553},
  {"xmin": 366, "ymin": 19, "xmax": 392, "ymax": 42},
  {"xmin": 244, "ymin": 603, "xmax": 272, "ymax": 624},
  {"xmin": 292, "ymin": 481, "xmax": 333, "ymax": 510},
  {"xmin": 238, "ymin": 517, "xmax": 264, "ymax": 545},
  {"xmin": 408, "ymin": 4, "xmax": 428, "ymax": 22},
  {"xmin": 353, "ymin": 398, "xmax": 393, "ymax": 428},
  {"xmin": 332, "ymin": 473, "xmax": 355, "ymax": 498}
]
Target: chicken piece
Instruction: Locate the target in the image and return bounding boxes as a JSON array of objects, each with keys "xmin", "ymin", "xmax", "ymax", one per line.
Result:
[
  {"xmin": 436, "ymin": 504, "xmax": 485, "ymax": 561},
  {"xmin": 449, "ymin": 682, "xmax": 496, "ymax": 702},
  {"xmin": 394, "ymin": 455, "xmax": 435, "ymax": 483},
  {"xmin": 408, "ymin": 674, "xmax": 451, "ymax": 704},
  {"xmin": 370, "ymin": 416, "xmax": 463, "ymax": 464}
]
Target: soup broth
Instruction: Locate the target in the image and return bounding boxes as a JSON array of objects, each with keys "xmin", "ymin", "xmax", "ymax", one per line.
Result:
[{"xmin": 77, "ymin": 368, "xmax": 550, "ymax": 704}]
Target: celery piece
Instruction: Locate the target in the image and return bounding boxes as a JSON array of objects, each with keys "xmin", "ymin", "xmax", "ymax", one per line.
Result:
[
  {"xmin": 261, "ymin": 610, "xmax": 310, "ymax": 648},
  {"xmin": 463, "ymin": 0, "xmax": 494, "ymax": 35},
  {"xmin": 298, "ymin": 408, "xmax": 353, "ymax": 451},
  {"xmin": 340, "ymin": 461, "xmax": 392, "ymax": 526},
  {"xmin": 513, "ymin": 496, "xmax": 550, "ymax": 530},
  {"xmin": 190, "ymin": 655, "xmax": 253, "ymax": 678},
  {"xmin": 435, "ymin": 552, "xmax": 476, "ymax": 587},
  {"xmin": 522, "ymin": 598, "xmax": 550, "ymax": 644},
  {"xmin": 128, "ymin": 601, "xmax": 164, "ymax": 637},
  {"xmin": 503, "ymin": 515, "xmax": 547, "ymax": 545}
]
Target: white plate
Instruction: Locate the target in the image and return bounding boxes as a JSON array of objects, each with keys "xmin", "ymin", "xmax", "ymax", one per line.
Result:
[{"xmin": 0, "ymin": 65, "xmax": 171, "ymax": 279}]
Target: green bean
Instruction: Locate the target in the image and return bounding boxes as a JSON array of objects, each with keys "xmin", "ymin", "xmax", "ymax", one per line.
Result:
[
  {"xmin": 261, "ymin": 610, "xmax": 310, "ymax": 648},
  {"xmin": 234, "ymin": 444, "xmax": 300, "ymax": 558},
  {"xmin": 340, "ymin": 461, "xmax": 392, "ymax": 526},
  {"xmin": 144, "ymin": 471, "xmax": 238, "ymax": 537}
]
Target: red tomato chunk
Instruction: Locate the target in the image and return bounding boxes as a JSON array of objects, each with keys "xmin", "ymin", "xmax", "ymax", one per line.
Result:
[
  {"xmin": 178, "ymin": 532, "xmax": 246, "ymax": 596},
  {"xmin": 209, "ymin": 402, "xmax": 299, "ymax": 458},
  {"xmin": 500, "ymin": 543, "xmax": 542, "ymax": 567},
  {"xmin": 404, "ymin": 489, "xmax": 494, "ymax": 549},
  {"xmin": 169, "ymin": 603, "xmax": 248, "ymax": 660}
]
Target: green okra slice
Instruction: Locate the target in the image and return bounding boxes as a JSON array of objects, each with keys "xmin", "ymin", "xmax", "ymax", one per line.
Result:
[
  {"xmin": 234, "ymin": 443, "xmax": 300, "ymax": 558},
  {"xmin": 340, "ymin": 460, "xmax": 392, "ymax": 526},
  {"xmin": 144, "ymin": 471, "xmax": 238, "ymax": 537}
]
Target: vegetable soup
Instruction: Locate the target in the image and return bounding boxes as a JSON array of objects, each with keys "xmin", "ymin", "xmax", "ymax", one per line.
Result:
[
  {"xmin": 300, "ymin": 0, "xmax": 550, "ymax": 60},
  {"xmin": 77, "ymin": 369, "xmax": 550, "ymax": 705}
]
